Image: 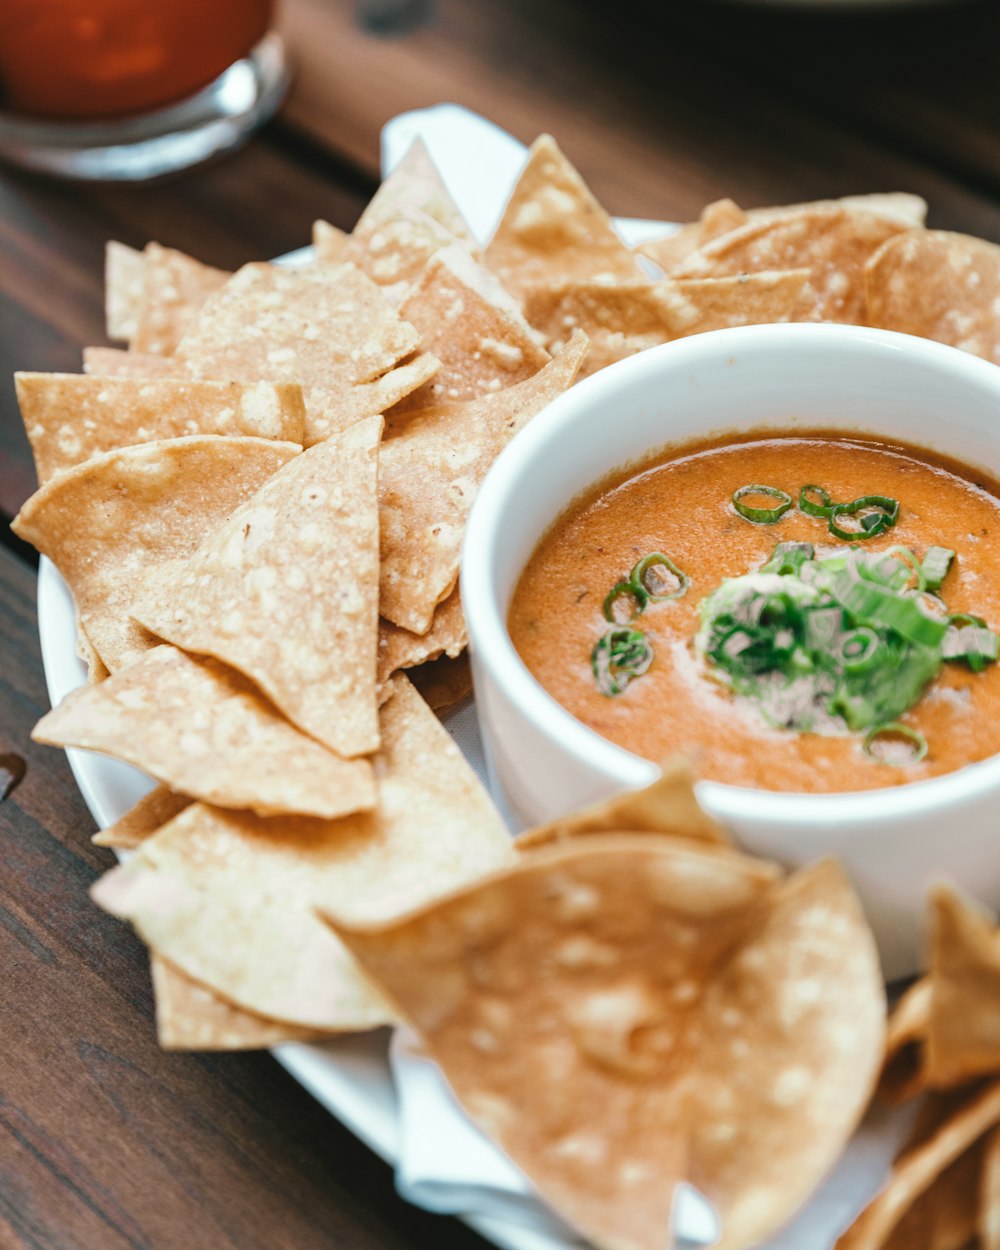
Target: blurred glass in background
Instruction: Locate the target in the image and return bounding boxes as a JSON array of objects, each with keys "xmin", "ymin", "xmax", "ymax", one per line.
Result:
[{"xmin": 0, "ymin": 0, "xmax": 290, "ymax": 180}]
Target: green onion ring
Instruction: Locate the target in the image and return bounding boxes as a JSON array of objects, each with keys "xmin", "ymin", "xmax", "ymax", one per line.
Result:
[
  {"xmin": 839, "ymin": 627, "xmax": 880, "ymax": 673},
  {"xmin": 828, "ymin": 495, "xmax": 900, "ymax": 541},
  {"xmin": 732, "ymin": 484, "xmax": 793, "ymax": 525},
  {"xmin": 602, "ymin": 580, "xmax": 649, "ymax": 624},
  {"xmin": 951, "ymin": 612, "xmax": 987, "ymax": 629},
  {"xmin": 799, "ymin": 484, "xmax": 836, "ymax": 518},
  {"xmin": 631, "ymin": 552, "xmax": 689, "ymax": 602},
  {"xmin": 922, "ymin": 546, "xmax": 955, "ymax": 592},
  {"xmin": 883, "ymin": 545, "xmax": 927, "ymax": 595},
  {"xmin": 862, "ymin": 723, "xmax": 928, "ymax": 765},
  {"xmin": 592, "ymin": 627, "xmax": 654, "ymax": 696}
]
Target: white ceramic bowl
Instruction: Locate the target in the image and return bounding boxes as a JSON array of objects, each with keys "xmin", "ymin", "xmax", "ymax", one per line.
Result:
[{"xmin": 463, "ymin": 323, "xmax": 1000, "ymax": 979}]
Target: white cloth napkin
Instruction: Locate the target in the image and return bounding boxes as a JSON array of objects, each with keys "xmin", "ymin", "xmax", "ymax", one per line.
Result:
[{"xmin": 389, "ymin": 1026, "xmax": 720, "ymax": 1248}]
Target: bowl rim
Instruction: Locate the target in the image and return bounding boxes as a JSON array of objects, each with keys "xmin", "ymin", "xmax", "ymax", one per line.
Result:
[{"xmin": 462, "ymin": 321, "xmax": 1000, "ymax": 830}]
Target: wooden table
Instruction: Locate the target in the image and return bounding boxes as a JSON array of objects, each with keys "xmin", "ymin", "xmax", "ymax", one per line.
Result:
[{"xmin": 2, "ymin": 1, "xmax": 998, "ymax": 1245}]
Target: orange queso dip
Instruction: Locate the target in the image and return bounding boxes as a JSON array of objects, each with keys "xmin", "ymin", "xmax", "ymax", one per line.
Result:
[{"xmin": 508, "ymin": 433, "xmax": 1000, "ymax": 793}]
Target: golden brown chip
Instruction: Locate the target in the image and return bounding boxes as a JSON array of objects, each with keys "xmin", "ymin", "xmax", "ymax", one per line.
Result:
[
  {"xmin": 396, "ymin": 244, "xmax": 550, "ymax": 403},
  {"xmin": 638, "ymin": 199, "xmax": 748, "ymax": 274},
  {"xmin": 312, "ymin": 219, "xmax": 350, "ymax": 264},
  {"xmin": 76, "ymin": 623, "xmax": 109, "ymax": 685},
  {"xmin": 105, "ymin": 241, "xmax": 144, "ymax": 342},
  {"xmin": 17, "ymin": 374, "xmax": 306, "ymax": 485},
  {"xmin": 151, "ymin": 956, "xmax": 335, "ymax": 1050},
  {"xmin": 675, "ymin": 205, "xmax": 911, "ymax": 323},
  {"xmin": 12, "ymin": 435, "xmax": 299, "ymax": 673},
  {"xmin": 83, "ymin": 346, "xmax": 187, "ymax": 378},
  {"xmin": 174, "ymin": 261, "xmax": 426, "ymax": 445},
  {"xmin": 485, "ymin": 135, "xmax": 644, "ymax": 301},
  {"xmin": 326, "ymin": 835, "xmax": 780, "ymax": 1250},
  {"xmin": 132, "ymin": 416, "xmax": 381, "ymax": 758},
  {"xmin": 837, "ymin": 1081, "xmax": 1000, "ymax": 1249},
  {"xmin": 91, "ymin": 676, "xmax": 513, "ymax": 1030},
  {"xmin": 92, "ymin": 784, "xmax": 192, "ymax": 850},
  {"xmin": 688, "ymin": 859, "xmax": 885, "ymax": 1250},
  {"xmin": 926, "ymin": 884, "xmax": 1000, "ymax": 1089},
  {"xmin": 516, "ymin": 758, "xmax": 729, "ymax": 851},
  {"xmin": 526, "ymin": 271, "xmax": 811, "ymax": 376},
  {"xmin": 376, "ymin": 587, "xmax": 468, "ymax": 688},
  {"xmin": 866, "ymin": 230, "xmax": 1000, "ymax": 365},
  {"xmin": 379, "ymin": 333, "xmax": 587, "ymax": 634},
  {"xmin": 750, "ymin": 192, "xmax": 927, "ymax": 230},
  {"xmin": 131, "ymin": 242, "xmax": 230, "ymax": 356},
  {"xmin": 36, "ymin": 645, "xmax": 375, "ymax": 819},
  {"xmin": 359, "ymin": 138, "xmax": 476, "ymax": 251},
  {"xmin": 879, "ymin": 978, "xmax": 932, "ymax": 1104},
  {"xmin": 407, "ymin": 652, "xmax": 472, "ymax": 715}
]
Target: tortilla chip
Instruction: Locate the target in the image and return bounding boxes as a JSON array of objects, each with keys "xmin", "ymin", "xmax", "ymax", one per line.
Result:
[
  {"xmin": 688, "ymin": 860, "xmax": 885, "ymax": 1250},
  {"xmin": 836, "ymin": 1081, "xmax": 1000, "ymax": 1249},
  {"xmin": 36, "ymin": 645, "xmax": 375, "ymax": 819},
  {"xmin": 674, "ymin": 205, "xmax": 911, "ymax": 323},
  {"xmin": 879, "ymin": 978, "xmax": 932, "ymax": 1104},
  {"xmin": 926, "ymin": 884, "xmax": 1000, "ymax": 1089},
  {"xmin": 131, "ymin": 416, "xmax": 382, "ymax": 757},
  {"xmin": 358, "ymin": 138, "xmax": 476, "ymax": 250},
  {"xmin": 379, "ymin": 332, "xmax": 588, "ymax": 633},
  {"xmin": 17, "ymin": 374, "xmax": 306, "ymax": 484},
  {"xmin": 750, "ymin": 193, "xmax": 927, "ymax": 230},
  {"xmin": 12, "ymin": 435, "xmax": 299, "ymax": 673},
  {"xmin": 526, "ymin": 271, "xmax": 811, "ymax": 376},
  {"xmin": 91, "ymin": 675, "xmax": 513, "ymax": 1030},
  {"xmin": 866, "ymin": 230, "xmax": 1000, "ymax": 365},
  {"xmin": 396, "ymin": 244, "xmax": 550, "ymax": 403},
  {"xmin": 485, "ymin": 135, "xmax": 644, "ymax": 301},
  {"xmin": 105, "ymin": 241, "xmax": 144, "ymax": 341},
  {"xmin": 326, "ymin": 835, "xmax": 780, "ymax": 1250},
  {"xmin": 151, "ymin": 956, "xmax": 334, "ymax": 1050},
  {"xmin": 638, "ymin": 200, "xmax": 748, "ymax": 274},
  {"xmin": 93, "ymin": 784, "xmax": 192, "ymax": 850},
  {"xmin": 407, "ymin": 652, "xmax": 472, "ymax": 715},
  {"xmin": 312, "ymin": 219, "xmax": 350, "ymax": 264},
  {"xmin": 516, "ymin": 758, "xmax": 729, "ymax": 851},
  {"xmin": 981, "ymin": 1124, "xmax": 1000, "ymax": 1249},
  {"xmin": 83, "ymin": 346, "xmax": 187, "ymax": 378},
  {"xmin": 377, "ymin": 587, "xmax": 468, "ymax": 688},
  {"xmin": 76, "ymin": 624, "xmax": 109, "ymax": 685},
  {"xmin": 174, "ymin": 261, "xmax": 425, "ymax": 445},
  {"xmin": 131, "ymin": 242, "xmax": 230, "ymax": 356}
]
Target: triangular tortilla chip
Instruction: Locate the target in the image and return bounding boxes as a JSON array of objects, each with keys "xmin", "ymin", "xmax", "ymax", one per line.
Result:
[
  {"xmin": 526, "ymin": 271, "xmax": 811, "ymax": 376},
  {"xmin": 396, "ymin": 244, "xmax": 550, "ymax": 405},
  {"xmin": 174, "ymin": 261, "xmax": 426, "ymax": 445},
  {"xmin": 379, "ymin": 333, "xmax": 588, "ymax": 633},
  {"xmin": 516, "ymin": 758, "xmax": 729, "ymax": 851},
  {"xmin": 377, "ymin": 587, "xmax": 467, "ymax": 689},
  {"xmin": 638, "ymin": 199, "xmax": 748, "ymax": 274},
  {"xmin": 407, "ymin": 652, "xmax": 472, "ymax": 715},
  {"xmin": 358, "ymin": 138, "xmax": 476, "ymax": 250},
  {"xmin": 303, "ymin": 350, "xmax": 440, "ymax": 445},
  {"xmin": 93, "ymin": 784, "xmax": 191, "ymax": 850},
  {"xmin": 926, "ymin": 884, "xmax": 1000, "ymax": 1088},
  {"xmin": 105, "ymin": 241, "xmax": 144, "ymax": 341},
  {"xmin": 485, "ymin": 135, "xmax": 644, "ymax": 301},
  {"xmin": 151, "ymin": 956, "xmax": 335, "ymax": 1050},
  {"xmin": 36, "ymin": 645, "xmax": 375, "ymax": 819},
  {"xmin": 836, "ymin": 1081, "xmax": 1000, "ymax": 1250},
  {"xmin": 674, "ymin": 206, "xmax": 911, "ymax": 323},
  {"xmin": 688, "ymin": 860, "xmax": 885, "ymax": 1250},
  {"xmin": 76, "ymin": 623, "xmax": 109, "ymax": 685},
  {"xmin": 91, "ymin": 676, "xmax": 513, "ymax": 1030},
  {"xmin": 131, "ymin": 242, "xmax": 230, "ymax": 356},
  {"xmin": 83, "ymin": 346, "xmax": 186, "ymax": 378},
  {"xmin": 879, "ymin": 978, "xmax": 932, "ymax": 1104},
  {"xmin": 866, "ymin": 230, "xmax": 1000, "ymax": 365},
  {"xmin": 12, "ymin": 435, "xmax": 299, "ymax": 672},
  {"xmin": 325, "ymin": 835, "xmax": 780, "ymax": 1250},
  {"xmin": 17, "ymin": 374, "xmax": 306, "ymax": 484},
  {"xmin": 131, "ymin": 417, "xmax": 382, "ymax": 757},
  {"xmin": 312, "ymin": 219, "xmax": 350, "ymax": 264}
]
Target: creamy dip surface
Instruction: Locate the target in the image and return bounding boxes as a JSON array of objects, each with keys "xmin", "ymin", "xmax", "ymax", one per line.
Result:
[{"xmin": 508, "ymin": 433, "xmax": 1000, "ymax": 793}]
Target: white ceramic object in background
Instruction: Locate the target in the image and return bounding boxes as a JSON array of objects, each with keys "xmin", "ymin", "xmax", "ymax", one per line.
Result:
[{"xmin": 463, "ymin": 321, "xmax": 1000, "ymax": 981}]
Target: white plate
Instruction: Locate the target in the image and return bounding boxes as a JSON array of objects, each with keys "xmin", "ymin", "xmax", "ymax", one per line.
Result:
[{"xmin": 38, "ymin": 103, "xmax": 913, "ymax": 1250}]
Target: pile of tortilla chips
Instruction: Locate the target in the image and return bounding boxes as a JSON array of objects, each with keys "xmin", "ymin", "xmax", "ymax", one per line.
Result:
[
  {"xmin": 838, "ymin": 885, "xmax": 1000, "ymax": 1249},
  {"xmin": 15, "ymin": 131, "xmax": 999, "ymax": 1250}
]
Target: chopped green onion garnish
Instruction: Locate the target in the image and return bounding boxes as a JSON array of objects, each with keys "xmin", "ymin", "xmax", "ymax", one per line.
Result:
[
  {"xmin": 732, "ymin": 484, "xmax": 793, "ymax": 525},
  {"xmin": 830, "ymin": 566, "xmax": 947, "ymax": 647},
  {"xmin": 876, "ymin": 546, "xmax": 926, "ymax": 595},
  {"xmin": 942, "ymin": 620, "xmax": 1000, "ymax": 672},
  {"xmin": 862, "ymin": 723, "xmax": 928, "ymax": 765},
  {"xmin": 839, "ymin": 627, "xmax": 880, "ymax": 673},
  {"xmin": 922, "ymin": 546, "xmax": 955, "ymax": 591},
  {"xmin": 799, "ymin": 484, "xmax": 835, "ymax": 518},
  {"xmin": 762, "ymin": 541, "xmax": 814, "ymax": 575},
  {"xmin": 828, "ymin": 495, "xmax": 899, "ymax": 541},
  {"xmin": 592, "ymin": 627, "xmax": 654, "ymax": 696},
  {"xmin": 603, "ymin": 580, "xmax": 648, "ymax": 624},
  {"xmin": 632, "ymin": 553, "xmax": 689, "ymax": 602}
]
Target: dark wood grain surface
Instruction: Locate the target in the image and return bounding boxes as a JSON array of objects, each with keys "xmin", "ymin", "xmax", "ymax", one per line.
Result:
[{"xmin": 3, "ymin": 0, "xmax": 1000, "ymax": 1245}]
